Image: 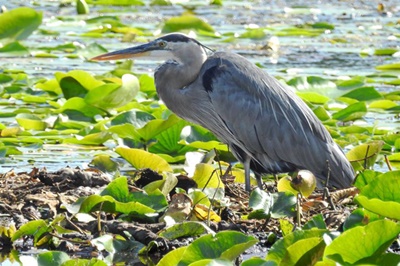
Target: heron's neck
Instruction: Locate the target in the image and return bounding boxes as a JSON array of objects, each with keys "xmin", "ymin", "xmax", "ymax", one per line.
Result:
[{"xmin": 155, "ymin": 50, "xmax": 207, "ymax": 94}]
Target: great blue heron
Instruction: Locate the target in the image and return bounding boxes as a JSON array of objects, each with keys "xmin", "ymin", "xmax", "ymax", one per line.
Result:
[{"xmin": 92, "ymin": 33, "xmax": 355, "ymax": 192}]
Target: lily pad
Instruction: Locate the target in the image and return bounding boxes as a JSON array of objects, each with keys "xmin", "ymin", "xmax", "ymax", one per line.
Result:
[
  {"xmin": 0, "ymin": 7, "xmax": 42, "ymax": 42},
  {"xmin": 355, "ymin": 171, "xmax": 400, "ymax": 220},
  {"xmin": 116, "ymin": 147, "xmax": 172, "ymax": 172},
  {"xmin": 324, "ymin": 220, "xmax": 400, "ymax": 264},
  {"xmin": 162, "ymin": 15, "xmax": 215, "ymax": 33}
]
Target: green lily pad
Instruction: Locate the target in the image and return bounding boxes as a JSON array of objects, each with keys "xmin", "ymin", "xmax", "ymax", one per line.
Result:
[
  {"xmin": 324, "ymin": 220, "xmax": 400, "ymax": 264},
  {"xmin": 37, "ymin": 251, "xmax": 70, "ymax": 266},
  {"xmin": 15, "ymin": 113, "xmax": 47, "ymax": 130},
  {"xmin": 178, "ymin": 231, "xmax": 258, "ymax": 265},
  {"xmin": 162, "ymin": 15, "xmax": 215, "ymax": 33},
  {"xmin": 85, "ymin": 74, "xmax": 139, "ymax": 111},
  {"xmin": 159, "ymin": 221, "xmax": 210, "ymax": 240},
  {"xmin": 355, "ymin": 171, "xmax": 400, "ymax": 220},
  {"xmin": 332, "ymin": 101, "xmax": 367, "ymax": 121},
  {"xmin": 0, "ymin": 41, "xmax": 29, "ymax": 55},
  {"xmin": 376, "ymin": 62, "xmax": 400, "ymax": 71},
  {"xmin": 0, "ymin": 7, "xmax": 42, "ymax": 42},
  {"xmin": 346, "ymin": 140, "xmax": 384, "ymax": 171},
  {"xmin": 343, "ymin": 208, "xmax": 381, "ymax": 231},
  {"xmin": 266, "ymin": 229, "xmax": 328, "ymax": 265},
  {"xmin": 341, "ymin": 86, "xmax": 381, "ymax": 101},
  {"xmin": 116, "ymin": 147, "xmax": 172, "ymax": 172}
]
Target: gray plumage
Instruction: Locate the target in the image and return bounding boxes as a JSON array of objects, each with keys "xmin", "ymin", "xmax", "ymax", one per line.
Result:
[{"xmin": 93, "ymin": 33, "xmax": 355, "ymax": 191}]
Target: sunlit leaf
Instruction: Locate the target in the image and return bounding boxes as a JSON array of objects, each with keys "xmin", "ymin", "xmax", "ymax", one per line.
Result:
[
  {"xmin": 15, "ymin": 113, "xmax": 47, "ymax": 130},
  {"xmin": 77, "ymin": 0, "xmax": 90, "ymax": 14},
  {"xmin": 287, "ymin": 76, "xmax": 337, "ymax": 97},
  {"xmin": 0, "ymin": 7, "xmax": 42, "ymax": 42},
  {"xmin": 332, "ymin": 101, "xmax": 366, "ymax": 121},
  {"xmin": 343, "ymin": 208, "xmax": 381, "ymax": 231},
  {"xmin": 266, "ymin": 229, "xmax": 327, "ymax": 264},
  {"xmin": 248, "ymin": 188, "xmax": 272, "ymax": 220},
  {"xmin": 60, "ymin": 97, "xmax": 106, "ymax": 118},
  {"xmin": 0, "ymin": 41, "xmax": 29, "ymax": 55},
  {"xmin": 178, "ymin": 231, "xmax": 258, "ymax": 265},
  {"xmin": 369, "ymin": 99, "xmax": 398, "ymax": 109},
  {"xmin": 85, "ymin": 0, "xmax": 144, "ymax": 5},
  {"xmin": 11, "ymin": 219, "xmax": 49, "ymax": 242},
  {"xmin": 355, "ymin": 171, "xmax": 400, "ymax": 220},
  {"xmin": 303, "ymin": 214, "xmax": 326, "ymax": 230},
  {"xmin": 37, "ymin": 251, "xmax": 70, "ymax": 266},
  {"xmin": 62, "ymin": 258, "xmax": 108, "ymax": 266},
  {"xmin": 376, "ymin": 62, "xmax": 400, "ymax": 70},
  {"xmin": 192, "ymin": 163, "xmax": 224, "ymax": 189},
  {"xmin": 324, "ymin": 220, "xmax": 400, "ymax": 264},
  {"xmin": 374, "ymin": 48, "xmax": 398, "ymax": 56},
  {"xmin": 346, "ymin": 140, "xmax": 384, "ymax": 171},
  {"xmin": 90, "ymin": 154, "xmax": 119, "ymax": 172},
  {"xmin": 296, "ymin": 91, "xmax": 329, "ymax": 104},
  {"xmin": 341, "ymin": 86, "xmax": 381, "ymax": 101},
  {"xmin": 116, "ymin": 147, "xmax": 172, "ymax": 172},
  {"xmin": 85, "ymin": 74, "xmax": 139, "ymax": 111},
  {"xmin": 159, "ymin": 221, "xmax": 209, "ymax": 240},
  {"xmin": 162, "ymin": 15, "xmax": 214, "ymax": 33},
  {"xmin": 157, "ymin": 246, "xmax": 187, "ymax": 266}
]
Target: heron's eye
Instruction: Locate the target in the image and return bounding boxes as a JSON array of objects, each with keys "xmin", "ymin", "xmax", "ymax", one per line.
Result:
[{"xmin": 159, "ymin": 41, "xmax": 167, "ymax": 47}]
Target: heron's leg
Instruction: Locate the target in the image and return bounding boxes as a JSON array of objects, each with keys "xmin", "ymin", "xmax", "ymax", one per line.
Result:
[{"xmin": 244, "ymin": 156, "xmax": 251, "ymax": 192}]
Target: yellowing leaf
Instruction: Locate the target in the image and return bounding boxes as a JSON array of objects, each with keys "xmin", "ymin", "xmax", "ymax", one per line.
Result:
[
  {"xmin": 115, "ymin": 147, "xmax": 172, "ymax": 172},
  {"xmin": 193, "ymin": 204, "xmax": 221, "ymax": 222},
  {"xmin": 369, "ymin": 100, "xmax": 398, "ymax": 109},
  {"xmin": 192, "ymin": 163, "xmax": 224, "ymax": 189},
  {"xmin": 346, "ymin": 141, "xmax": 384, "ymax": 171},
  {"xmin": 277, "ymin": 176, "xmax": 298, "ymax": 195}
]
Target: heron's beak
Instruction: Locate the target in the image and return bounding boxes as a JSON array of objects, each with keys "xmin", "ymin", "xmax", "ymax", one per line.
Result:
[{"xmin": 91, "ymin": 42, "xmax": 155, "ymax": 61}]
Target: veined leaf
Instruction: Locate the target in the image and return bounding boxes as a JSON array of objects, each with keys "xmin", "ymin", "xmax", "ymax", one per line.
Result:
[{"xmin": 116, "ymin": 147, "xmax": 172, "ymax": 172}]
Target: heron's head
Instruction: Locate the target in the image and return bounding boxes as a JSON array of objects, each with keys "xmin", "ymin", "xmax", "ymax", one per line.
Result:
[{"xmin": 91, "ymin": 33, "xmax": 211, "ymax": 63}]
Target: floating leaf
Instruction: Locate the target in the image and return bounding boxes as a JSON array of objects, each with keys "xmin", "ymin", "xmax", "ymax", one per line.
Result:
[
  {"xmin": 192, "ymin": 163, "xmax": 224, "ymax": 189},
  {"xmin": 346, "ymin": 141, "xmax": 384, "ymax": 171},
  {"xmin": 341, "ymin": 87, "xmax": 381, "ymax": 101},
  {"xmin": 11, "ymin": 219, "xmax": 49, "ymax": 243},
  {"xmin": 303, "ymin": 214, "xmax": 326, "ymax": 230},
  {"xmin": 60, "ymin": 97, "xmax": 106, "ymax": 118},
  {"xmin": 324, "ymin": 220, "xmax": 400, "ymax": 264},
  {"xmin": 374, "ymin": 48, "xmax": 398, "ymax": 56},
  {"xmin": 343, "ymin": 208, "xmax": 381, "ymax": 231},
  {"xmin": 311, "ymin": 22, "xmax": 334, "ymax": 30},
  {"xmin": 116, "ymin": 147, "xmax": 172, "ymax": 172},
  {"xmin": 332, "ymin": 101, "xmax": 366, "ymax": 121},
  {"xmin": 159, "ymin": 221, "xmax": 209, "ymax": 240},
  {"xmin": 0, "ymin": 7, "xmax": 42, "ymax": 42},
  {"xmin": 376, "ymin": 62, "xmax": 400, "ymax": 71},
  {"xmin": 77, "ymin": 0, "xmax": 90, "ymax": 14},
  {"xmin": 178, "ymin": 231, "xmax": 258, "ymax": 265},
  {"xmin": 355, "ymin": 171, "xmax": 400, "ymax": 220},
  {"xmin": 296, "ymin": 91, "xmax": 329, "ymax": 104},
  {"xmin": 369, "ymin": 99, "xmax": 398, "ymax": 109},
  {"xmin": 90, "ymin": 154, "xmax": 119, "ymax": 172},
  {"xmin": 266, "ymin": 229, "xmax": 327, "ymax": 265},
  {"xmin": 15, "ymin": 113, "xmax": 47, "ymax": 130},
  {"xmin": 162, "ymin": 15, "xmax": 214, "ymax": 33},
  {"xmin": 157, "ymin": 247, "xmax": 187, "ymax": 266},
  {"xmin": 85, "ymin": 74, "xmax": 139, "ymax": 111},
  {"xmin": 85, "ymin": 0, "xmax": 144, "ymax": 5},
  {"xmin": 0, "ymin": 41, "xmax": 29, "ymax": 55},
  {"xmin": 37, "ymin": 251, "xmax": 70, "ymax": 266}
]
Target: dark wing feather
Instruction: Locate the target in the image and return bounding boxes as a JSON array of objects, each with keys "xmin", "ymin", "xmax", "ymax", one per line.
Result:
[{"xmin": 197, "ymin": 52, "xmax": 353, "ymax": 188}]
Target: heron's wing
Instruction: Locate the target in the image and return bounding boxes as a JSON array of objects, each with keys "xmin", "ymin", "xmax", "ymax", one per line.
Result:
[{"xmin": 199, "ymin": 52, "xmax": 353, "ymax": 187}]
